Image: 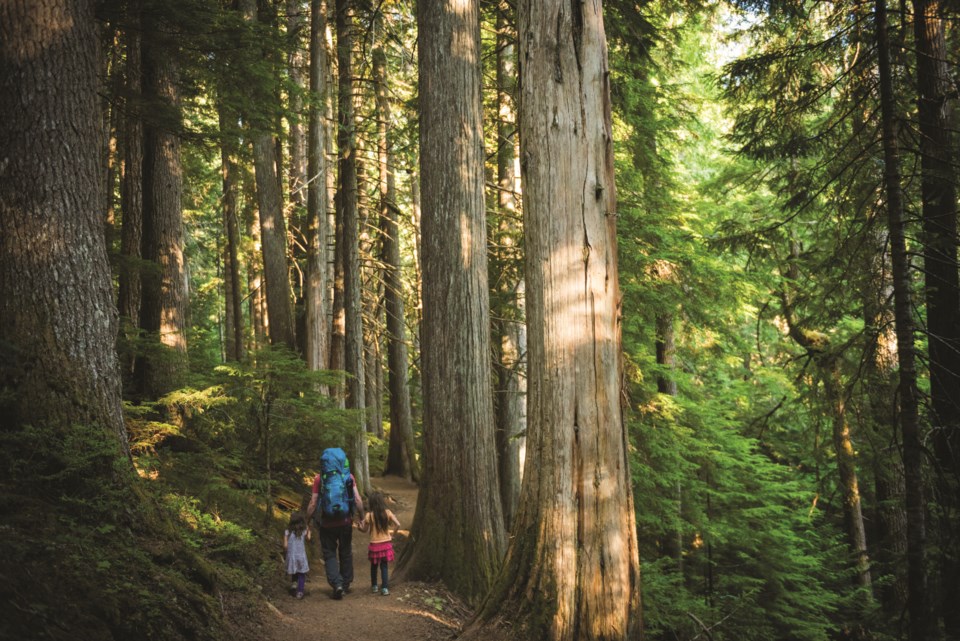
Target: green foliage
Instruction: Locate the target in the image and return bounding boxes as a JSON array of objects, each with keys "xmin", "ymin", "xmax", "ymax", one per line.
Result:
[{"xmin": 0, "ymin": 422, "xmax": 225, "ymax": 641}]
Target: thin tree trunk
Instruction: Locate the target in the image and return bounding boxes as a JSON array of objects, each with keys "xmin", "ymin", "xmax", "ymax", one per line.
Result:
[
  {"xmin": 336, "ymin": 0, "xmax": 368, "ymax": 491},
  {"xmin": 219, "ymin": 103, "xmax": 245, "ymax": 362},
  {"xmin": 493, "ymin": 0, "xmax": 524, "ymax": 531},
  {"xmin": 359, "ymin": 155, "xmax": 385, "ymax": 441},
  {"xmin": 1, "ymin": 0, "xmax": 128, "ymax": 452},
  {"xmin": 288, "ymin": 0, "xmax": 307, "ymax": 213},
  {"xmin": 824, "ymin": 367, "xmax": 872, "ymax": 590},
  {"xmin": 306, "ymin": 0, "xmax": 330, "ymax": 373},
  {"xmin": 330, "ymin": 189, "xmax": 346, "ymax": 396},
  {"xmin": 469, "ymin": 1, "xmax": 642, "ymax": 637},
  {"xmin": 375, "ymin": 25, "xmax": 418, "ymax": 481},
  {"xmin": 779, "ymin": 243, "xmax": 872, "ymax": 592},
  {"xmin": 248, "ymin": 195, "xmax": 268, "ymax": 349},
  {"xmin": 656, "ymin": 313, "xmax": 684, "ymax": 573},
  {"xmin": 403, "ymin": 0, "xmax": 506, "ymax": 605},
  {"xmin": 875, "ymin": 1, "xmax": 937, "ymax": 637},
  {"xmin": 118, "ymin": 2, "xmax": 143, "ymax": 376},
  {"xmin": 241, "ymin": 0, "xmax": 296, "ymax": 351}
]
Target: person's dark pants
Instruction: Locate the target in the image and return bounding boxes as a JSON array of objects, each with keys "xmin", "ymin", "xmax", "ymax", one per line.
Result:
[
  {"xmin": 319, "ymin": 523, "xmax": 353, "ymax": 589},
  {"xmin": 370, "ymin": 560, "xmax": 389, "ymax": 589}
]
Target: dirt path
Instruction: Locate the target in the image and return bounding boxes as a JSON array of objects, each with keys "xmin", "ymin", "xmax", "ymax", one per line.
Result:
[{"xmin": 259, "ymin": 475, "xmax": 469, "ymax": 641}]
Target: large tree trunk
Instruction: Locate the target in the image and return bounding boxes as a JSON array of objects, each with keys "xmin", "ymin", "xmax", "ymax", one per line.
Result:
[
  {"xmin": 241, "ymin": 0, "xmax": 296, "ymax": 351},
  {"xmin": 912, "ymin": 0, "xmax": 960, "ymax": 630},
  {"xmin": 136, "ymin": 11, "xmax": 188, "ymax": 398},
  {"xmin": 403, "ymin": 0, "xmax": 506, "ymax": 604},
  {"xmin": 875, "ymin": 1, "xmax": 937, "ymax": 637},
  {"xmin": 492, "ymin": 0, "xmax": 525, "ymax": 531},
  {"xmin": 305, "ymin": 0, "xmax": 330, "ymax": 373},
  {"xmin": 0, "ymin": 0, "xmax": 128, "ymax": 452},
  {"xmin": 336, "ymin": 0, "xmax": 369, "ymax": 491},
  {"xmin": 375, "ymin": 22, "xmax": 418, "ymax": 481},
  {"xmin": 469, "ymin": 2, "xmax": 642, "ymax": 638}
]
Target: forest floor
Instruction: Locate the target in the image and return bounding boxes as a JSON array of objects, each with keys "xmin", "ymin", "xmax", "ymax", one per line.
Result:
[{"xmin": 253, "ymin": 475, "xmax": 471, "ymax": 641}]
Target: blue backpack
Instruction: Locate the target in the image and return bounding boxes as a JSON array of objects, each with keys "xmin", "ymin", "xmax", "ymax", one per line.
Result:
[{"xmin": 318, "ymin": 447, "xmax": 354, "ymax": 519}]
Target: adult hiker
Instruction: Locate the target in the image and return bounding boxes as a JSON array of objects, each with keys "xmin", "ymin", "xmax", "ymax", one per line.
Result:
[{"xmin": 307, "ymin": 447, "xmax": 365, "ymax": 599}]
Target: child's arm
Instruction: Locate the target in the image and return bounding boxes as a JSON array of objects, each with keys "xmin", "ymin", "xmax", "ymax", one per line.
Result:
[
  {"xmin": 388, "ymin": 510, "xmax": 402, "ymax": 536},
  {"xmin": 283, "ymin": 530, "xmax": 289, "ymax": 551}
]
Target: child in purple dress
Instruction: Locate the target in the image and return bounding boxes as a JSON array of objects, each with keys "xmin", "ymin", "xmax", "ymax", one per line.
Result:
[{"xmin": 284, "ymin": 511, "xmax": 311, "ymax": 598}]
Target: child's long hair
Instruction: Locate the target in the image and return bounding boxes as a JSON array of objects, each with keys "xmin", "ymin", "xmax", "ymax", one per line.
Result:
[
  {"xmin": 367, "ymin": 492, "xmax": 389, "ymax": 533},
  {"xmin": 288, "ymin": 510, "xmax": 307, "ymax": 536}
]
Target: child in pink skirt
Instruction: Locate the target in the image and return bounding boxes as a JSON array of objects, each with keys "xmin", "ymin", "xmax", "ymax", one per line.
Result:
[{"xmin": 357, "ymin": 491, "xmax": 401, "ymax": 595}]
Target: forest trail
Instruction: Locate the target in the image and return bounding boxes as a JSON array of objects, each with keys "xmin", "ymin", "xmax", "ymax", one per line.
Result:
[{"xmin": 259, "ymin": 475, "xmax": 468, "ymax": 641}]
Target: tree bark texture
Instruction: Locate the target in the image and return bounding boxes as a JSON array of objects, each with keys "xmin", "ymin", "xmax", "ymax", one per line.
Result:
[
  {"xmin": 471, "ymin": 1, "xmax": 643, "ymax": 638},
  {"xmin": 137, "ymin": 11, "xmax": 188, "ymax": 397},
  {"xmin": 875, "ymin": 1, "xmax": 937, "ymax": 637},
  {"xmin": 0, "ymin": 0, "xmax": 128, "ymax": 453},
  {"xmin": 406, "ymin": 0, "xmax": 507, "ymax": 604}
]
